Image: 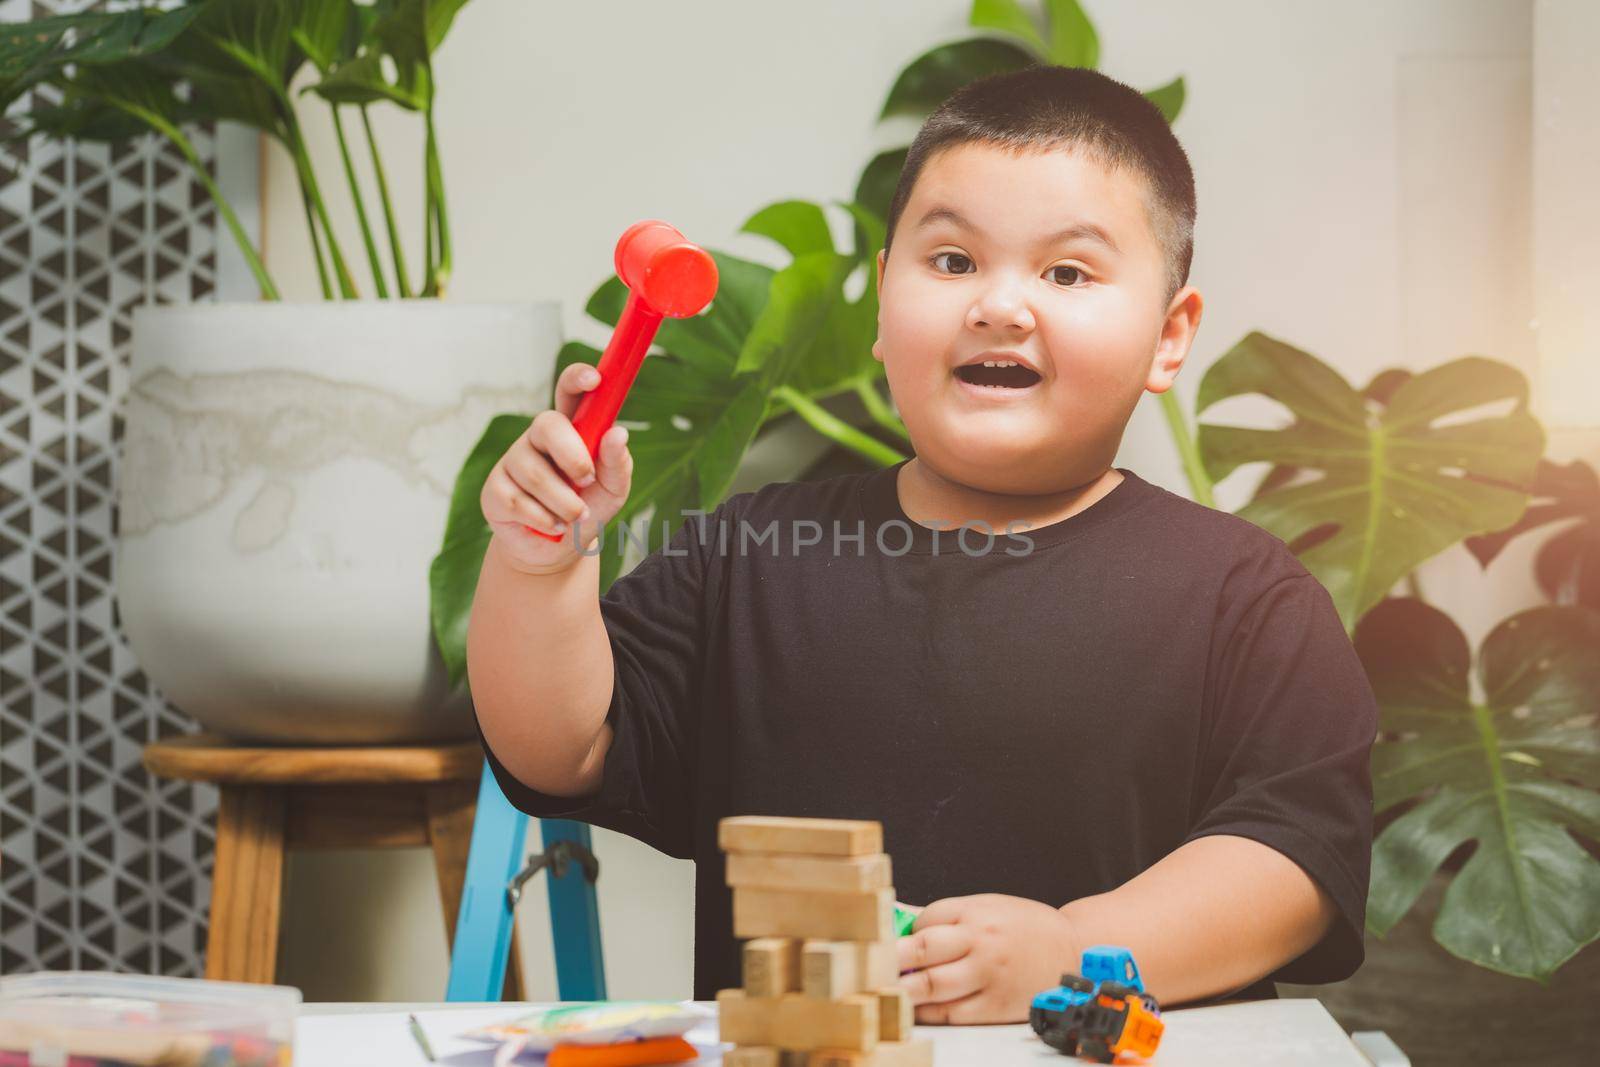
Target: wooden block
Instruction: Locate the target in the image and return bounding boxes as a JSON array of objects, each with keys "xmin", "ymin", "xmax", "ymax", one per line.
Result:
[
  {"xmin": 719, "ymin": 816, "xmax": 882, "ymax": 857},
  {"xmin": 876, "ymin": 987, "xmax": 913, "ymax": 1042},
  {"xmin": 727, "ymin": 852, "xmax": 892, "ymax": 893},
  {"xmin": 744, "ymin": 937, "xmax": 802, "ymax": 997},
  {"xmin": 723, "ymin": 1048, "xmax": 780, "ymax": 1067},
  {"xmin": 806, "ymin": 940, "xmax": 896, "ymax": 991},
  {"xmin": 773, "ymin": 993, "xmax": 878, "ymax": 1052},
  {"xmin": 803, "ymin": 940, "xmax": 861, "ymax": 999},
  {"xmin": 859, "ymin": 938, "xmax": 898, "ymax": 989},
  {"xmin": 807, "ymin": 1039, "xmax": 933, "ymax": 1067},
  {"xmin": 718, "ymin": 988, "xmax": 780, "ymax": 1046},
  {"xmin": 734, "ymin": 886, "xmax": 894, "ymax": 942}
]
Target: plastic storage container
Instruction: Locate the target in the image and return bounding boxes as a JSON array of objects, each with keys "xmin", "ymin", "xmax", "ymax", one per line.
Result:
[{"xmin": 0, "ymin": 972, "xmax": 299, "ymax": 1066}]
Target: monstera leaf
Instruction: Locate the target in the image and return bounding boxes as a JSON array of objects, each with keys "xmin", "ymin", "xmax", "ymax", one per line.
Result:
[
  {"xmin": 428, "ymin": 414, "xmax": 527, "ymax": 690},
  {"xmin": 1466, "ymin": 459, "xmax": 1600, "ymax": 612},
  {"xmin": 1196, "ymin": 332, "xmax": 1543, "ymax": 629},
  {"xmin": 1358, "ymin": 598, "xmax": 1600, "ymax": 979}
]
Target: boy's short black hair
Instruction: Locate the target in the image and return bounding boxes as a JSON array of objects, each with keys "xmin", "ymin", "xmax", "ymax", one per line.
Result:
[{"xmin": 883, "ymin": 65, "xmax": 1196, "ymax": 307}]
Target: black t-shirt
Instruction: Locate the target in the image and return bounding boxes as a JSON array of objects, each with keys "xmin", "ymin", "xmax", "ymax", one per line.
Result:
[{"xmin": 476, "ymin": 461, "xmax": 1378, "ymax": 1003}]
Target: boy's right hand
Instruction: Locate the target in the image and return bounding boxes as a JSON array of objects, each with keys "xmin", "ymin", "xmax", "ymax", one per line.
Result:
[{"xmin": 481, "ymin": 361, "xmax": 633, "ymax": 576}]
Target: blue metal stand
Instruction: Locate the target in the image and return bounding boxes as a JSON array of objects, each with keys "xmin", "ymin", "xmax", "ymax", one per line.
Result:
[{"xmin": 445, "ymin": 761, "xmax": 606, "ymax": 1001}]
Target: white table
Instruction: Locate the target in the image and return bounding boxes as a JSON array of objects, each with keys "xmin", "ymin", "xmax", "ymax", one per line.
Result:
[{"xmin": 295, "ymin": 998, "xmax": 1384, "ymax": 1066}]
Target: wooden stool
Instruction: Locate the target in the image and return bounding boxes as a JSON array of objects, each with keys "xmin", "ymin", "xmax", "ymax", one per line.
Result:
[{"xmin": 142, "ymin": 735, "xmax": 524, "ymax": 998}]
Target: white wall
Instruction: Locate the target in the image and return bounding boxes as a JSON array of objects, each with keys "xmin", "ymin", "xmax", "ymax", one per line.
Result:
[{"xmin": 255, "ymin": 0, "xmax": 1599, "ymax": 1002}]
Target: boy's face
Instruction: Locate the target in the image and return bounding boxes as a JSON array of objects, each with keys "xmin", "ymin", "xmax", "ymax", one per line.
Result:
[{"xmin": 873, "ymin": 142, "xmax": 1202, "ymax": 494}]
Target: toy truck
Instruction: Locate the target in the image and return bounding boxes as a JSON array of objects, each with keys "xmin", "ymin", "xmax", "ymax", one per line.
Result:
[{"xmin": 1029, "ymin": 946, "xmax": 1163, "ymax": 1062}]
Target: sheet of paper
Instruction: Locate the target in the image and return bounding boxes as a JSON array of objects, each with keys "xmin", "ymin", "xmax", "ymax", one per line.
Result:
[{"xmin": 293, "ymin": 1005, "xmax": 728, "ymax": 1067}]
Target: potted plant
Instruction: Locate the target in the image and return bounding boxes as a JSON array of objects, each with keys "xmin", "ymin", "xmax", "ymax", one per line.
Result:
[
  {"xmin": 2, "ymin": 0, "xmax": 553, "ymax": 743},
  {"xmin": 425, "ymin": 0, "xmax": 1597, "ymax": 1056}
]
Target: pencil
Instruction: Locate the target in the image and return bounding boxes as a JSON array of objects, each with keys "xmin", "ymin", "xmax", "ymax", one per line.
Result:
[{"xmin": 407, "ymin": 1013, "xmax": 436, "ymax": 1062}]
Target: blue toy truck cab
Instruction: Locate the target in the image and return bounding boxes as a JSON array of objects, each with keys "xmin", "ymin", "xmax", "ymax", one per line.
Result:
[{"xmin": 1080, "ymin": 946, "xmax": 1144, "ymax": 991}]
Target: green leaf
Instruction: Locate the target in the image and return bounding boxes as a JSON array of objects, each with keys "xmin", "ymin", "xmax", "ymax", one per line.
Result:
[
  {"xmin": 841, "ymin": 200, "xmax": 887, "ymax": 264},
  {"xmin": 854, "ymin": 147, "xmax": 908, "ymax": 230},
  {"xmin": 735, "ymin": 251, "xmax": 853, "ymax": 378},
  {"xmin": 364, "ymin": 0, "xmax": 472, "ymax": 107},
  {"xmin": 1042, "ymin": 0, "xmax": 1098, "ymax": 67},
  {"xmin": 741, "ymin": 200, "xmax": 835, "ymax": 260},
  {"xmin": 311, "ymin": 51, "xmax": 425, "ymax": 109},
  {"xmin": 0, "ymin": 7, "xmax": 199, "ymax": 108},
  {"xmin": 179, "ymin": 0, "xmax": 302, "ymax": 95},
  {"xmin": 427, "ymin": 413, "xmax": 532, "ymax": 689},
  {"xmin": 1196, "ymin": 332, "xmax": 1543, "ymax": 628},
  {"xmin": 693, "ymin": 381, "xmax": 769, "ymax": 511},
  {"xmin": 1466, "ymin": 459, "xmax": 1600, "ymax": 611},
  {"xmin": 878, "ymin": 38, "xmax": 1039, "ymax": 122},
  {"xmin": 1359, "ymin": 598, "xmax": 1600, "ymax": 979},
  {"xmin": 969, "ymin": 0, "xmax": 1047, "ymax": 54},
  {"xmin": 291, "ymin": 0, "xmax": 357, "ymax": 74},
  {"xmin": 1143, "ymin": 75, "xmax": 1186, "ymax": 124}
]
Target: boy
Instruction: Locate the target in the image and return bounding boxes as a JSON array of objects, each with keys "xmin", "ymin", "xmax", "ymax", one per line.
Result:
[{"xmin": 469, "ymin": 66, "xmax": 1377, "ymax": 1024}]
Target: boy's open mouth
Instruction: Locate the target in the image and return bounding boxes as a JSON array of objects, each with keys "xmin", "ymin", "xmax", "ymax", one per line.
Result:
[{"xmin": 954, "ymin": 362, "xmax": 1043, "ymax": 389}]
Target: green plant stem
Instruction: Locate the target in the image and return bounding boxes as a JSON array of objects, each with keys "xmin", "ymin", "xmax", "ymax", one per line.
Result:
[
  {"xmin": 422, "ymin": 153, "xmax": 435, "ymax": 295},
  {"xmin": 120, "ymin": 105, "xmax": 280, "ymax": 300},
  {"xmin": 330, "ymin": 105, "xmax": 388, "ymax": 298},
  {"xmin": 361, "ymin": 106, "xmax": 412, "ymax": 298},
  {"xmin": 300, "ymin": 185, "xmax": 333, "ymax": 299},
  {"xmin": 281, "ymin": 110, "xmax": 358, "ymax": 298},
  {"xmin": 774, "ymin": 385, "xmax": 908, "ymax": 467},
  {"xmin": 423, "ymin": 104, "xmax": 450, "ymax": 297},
  {"xmin": 1159, "ymin": 388, "xmax": 1216, "ymax": 508},
  {"xmin": 854, "ymin": 378, "xmax": 910, "ymax": 441}
]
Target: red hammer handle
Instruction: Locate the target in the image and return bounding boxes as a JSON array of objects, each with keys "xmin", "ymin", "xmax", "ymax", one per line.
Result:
[
  {"xmin": 527, "ymin": 220, "xmax": 717, "ymax": 542},
  {"xmin": 571, "ymin": 288, "xmax": 660, "ymax": 460}
]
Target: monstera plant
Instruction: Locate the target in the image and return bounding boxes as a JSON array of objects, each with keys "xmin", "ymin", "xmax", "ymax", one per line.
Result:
[
  {"xmin": 1191, "ymin": 332, "xmax": 1599, "ymax": 983},
  {"xmin": 428, "ymin": 0, "xmax": 1599, "ymax": 991}
]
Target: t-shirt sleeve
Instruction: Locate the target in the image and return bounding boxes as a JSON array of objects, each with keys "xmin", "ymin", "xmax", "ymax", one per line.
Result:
[
  {"xmin": 474, "ymin": 504, "xmax": 723, "ymax": 861},
  {"xmin": 1184, "ymin": 570, "xmax": 1378, "ymax": 985}
]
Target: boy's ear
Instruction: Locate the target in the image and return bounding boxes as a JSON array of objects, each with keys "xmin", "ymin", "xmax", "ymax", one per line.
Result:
[{"xmin": 1146, "ymin": 286, "xmax": 1204, "ymax": 394}]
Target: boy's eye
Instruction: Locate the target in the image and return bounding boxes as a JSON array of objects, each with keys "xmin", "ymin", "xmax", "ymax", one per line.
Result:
[
  {"xmin": 929, "ymin": 251, "xmax": 974, "ymax": 274},
  {"xmin": 1048, "ymin": 265, "xmax": 1087, "ymax": 287},
  {"xmin": 928, "ymin": 252, "xmax": 1088, "ymax": 287}
]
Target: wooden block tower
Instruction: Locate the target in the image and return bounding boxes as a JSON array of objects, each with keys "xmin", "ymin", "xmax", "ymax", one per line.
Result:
[{"xmin": 716, "ymin": 816, "xmax": 933, "ymax": 1067}]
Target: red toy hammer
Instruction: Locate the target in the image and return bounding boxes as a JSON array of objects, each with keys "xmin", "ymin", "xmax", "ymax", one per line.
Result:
[{"xmin": 528, "ymin": 220, "xmax": 718, "ymax": 541}]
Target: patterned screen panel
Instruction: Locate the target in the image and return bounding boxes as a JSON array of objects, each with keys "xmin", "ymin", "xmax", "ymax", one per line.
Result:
[{"xmin": 1, "ymin": 0, "xmax": 223, "ymax": 976}]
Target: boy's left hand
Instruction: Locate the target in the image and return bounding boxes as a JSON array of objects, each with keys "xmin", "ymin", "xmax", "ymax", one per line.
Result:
[{"xmin": 896, "ymin": 893, "xmax": 1080, "ymax": 1024}]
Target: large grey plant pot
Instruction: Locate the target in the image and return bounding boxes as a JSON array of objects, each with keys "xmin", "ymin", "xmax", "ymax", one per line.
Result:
[{"xmin": 115, "ymin": 302, "xmax": 556, "ymax": 744}]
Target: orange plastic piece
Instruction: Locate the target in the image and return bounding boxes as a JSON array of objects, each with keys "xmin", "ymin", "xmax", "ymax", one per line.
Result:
[
  {"xmin": 545, "ymin": 1035, "xmax": 699, "ymax": 1066},
  {"xmin": 1106, "ymin": 995, "xmax": 1164, "ymax": 1059}
]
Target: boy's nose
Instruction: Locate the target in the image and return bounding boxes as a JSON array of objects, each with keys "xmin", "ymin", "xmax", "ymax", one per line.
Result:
[{"xmin": 966, "ymin": 283, "xmax": 1036, "ymax": 333}]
